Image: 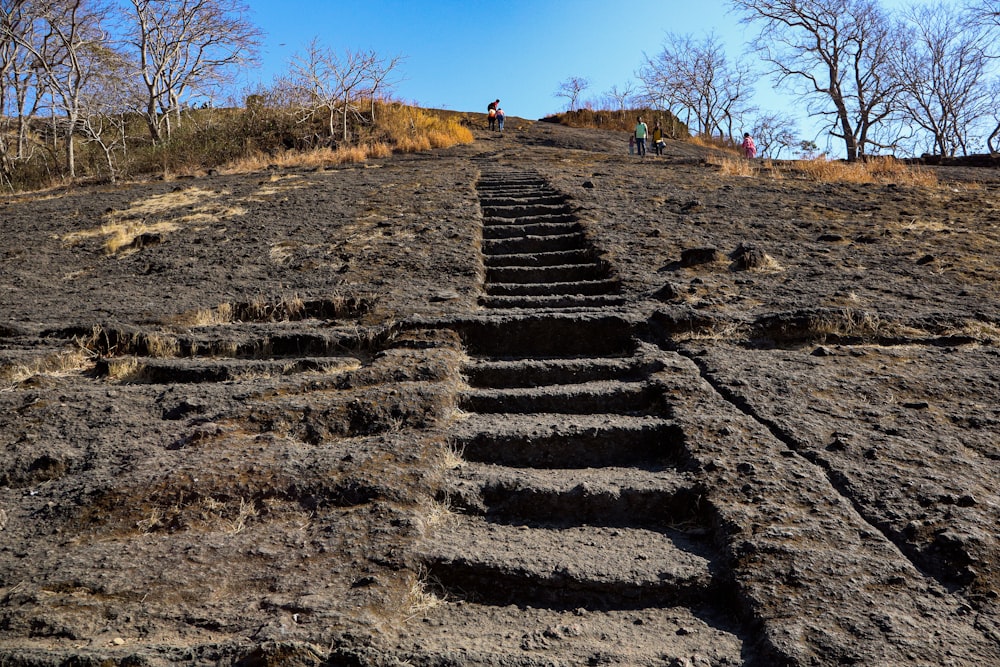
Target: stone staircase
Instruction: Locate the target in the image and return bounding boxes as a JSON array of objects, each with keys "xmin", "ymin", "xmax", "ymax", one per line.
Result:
[{"xmin": 405, "ymin": 167, "xmax": 745, "ymax": 665}]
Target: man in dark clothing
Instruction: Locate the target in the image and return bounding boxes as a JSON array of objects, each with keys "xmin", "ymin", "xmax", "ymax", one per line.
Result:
[{"xmin": 488, "ymin": 99, "xmax": 499, "ymax": 130}]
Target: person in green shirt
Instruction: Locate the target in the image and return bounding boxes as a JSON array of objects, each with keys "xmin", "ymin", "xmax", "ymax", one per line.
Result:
[{"xmin": 634, "ymin": 116, "xmax": 648, "ymax": 156}]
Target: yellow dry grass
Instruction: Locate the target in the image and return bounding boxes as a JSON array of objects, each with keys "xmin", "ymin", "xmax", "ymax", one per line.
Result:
[
  {"xmin": 713, "ymin": 157, "xmax": 758, "ymax": 177},
  {"xmin": 172, "ymin": 293, "xmax": 344, "ymax": 327},
  {"xmin": 943, "ymin": 319, "xmax": 1000, "ymax": 342},
  {"xmin": 103, "ymin": 356, "xmax": 143, "ymax": 383},
  {"xmin": 61, "ymin": 186, "xmax": 245, "ymax": 255},
  {"xmin": 0, "ymin": 348, "xmax": 92, "ymax": 386},
  {"xmin": 221, "ymin": 143, "xmax": 395, "ymax": 174},
  {"xmin": 104, "ymin": 220, "xmax": 181, "ymax": 254},
  {"xmin": 401, "ymin": 571, "xmax": 445, "ymax": 621},
  {"xmin": 689, "ymin": 134, "xmax": 741, "ymax": 155},
  {"xmin": 218, "ymin": 107, "xmax": 471, "ymax": 175},
  {"xmin": 794, "ymin": 157, "xmax": 938, "ymax": 186}
]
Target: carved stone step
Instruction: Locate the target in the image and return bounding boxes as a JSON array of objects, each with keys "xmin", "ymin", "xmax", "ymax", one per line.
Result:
[{"xmin": 419, "ymin": 514, "xmax": 716, "ymax": 609}]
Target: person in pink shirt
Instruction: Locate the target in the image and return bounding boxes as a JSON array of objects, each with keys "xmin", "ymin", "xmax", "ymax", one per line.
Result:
[{"xmin": 742, "ymin": 132, "xmax": 757, "ymax": 158}]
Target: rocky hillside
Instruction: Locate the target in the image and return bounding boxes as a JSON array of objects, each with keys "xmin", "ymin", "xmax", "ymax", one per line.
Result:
[{"xmin": 1, "ymin": 119, "xmax": 999, "ymax": 666}]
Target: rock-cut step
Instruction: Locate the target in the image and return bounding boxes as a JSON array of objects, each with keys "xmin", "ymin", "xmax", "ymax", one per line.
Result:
[
  {"xmin": 483, "ymin": 211, "xmax": 579, "ymax": 226},
  {"xmin": 478, "ymin": 294, "xmax": 627, "ymax": 310},
  {"xmin": 484, "ymin": 262, "xmax": 609, "ymax": 285},
  {"xmin": 485, "ymin": 277, "xmax": 620, "ymax": 298},
  {"xmin": 457, "ymin": 313, "xmax": 634, "ymax": 358},
  {"xmin": 443, "ymin": 463, "xmax": 706, "ymax": 529},
  {"xmin": 393, "ymin": 603, "xmax": 744, "ymax": 666},
  {"xmin": 449, "ymin": 412, "xmax": 685, "ymax": 469},
  {"xmin": 479, "ymin": 195, "xmax": 568, "ymax": 208},
  {"xmin": 463, "ymin": 354, "xmax": 663, "ymax": 388},
  {"xmin": 459, "ymin": 378, "xmax": 665, "ymax": 415},
  {"xmin": 480, "ymin": 203, "xmax": 572, "ymax": 220},
  {"xmin": 419, "ymin": 514, "xmax": 716, "ymax": 610},
  {"xmin": 481, "ymin": 220, "xmax": 583, "ymax": 240},
  {"xmin": 481, "ymin": 231, "xmax": 589, "ymax": 256},
  {"xmin": 483, "ymin": 248, "xmax": 598, "ymax": 268}
]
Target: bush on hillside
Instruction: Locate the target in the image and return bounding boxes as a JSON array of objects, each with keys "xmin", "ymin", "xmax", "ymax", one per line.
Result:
[
  {"xmin": 542, "ymin": 108, "xmax": 690, "ymax": 139},
  {"xmin": 0, "ymin": 100, "xmax": 473, "ymax": 192}
]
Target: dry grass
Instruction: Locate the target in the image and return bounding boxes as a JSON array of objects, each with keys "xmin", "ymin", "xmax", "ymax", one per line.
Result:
[
  {"xmin": 809, "ymin": 309, "xmax": 887, "ymax": 339},
  {"xmin": 221, "ymin": 144, "xmax": 389, "ymax": 174},
  {"xmin": 793, "ymin": 156, "xmax": 938, "ymax": 186},
  {"xmin": 943, "ymin": 319, "xmax": 1000, "ymax": 342},
  {"xmin": 670, "ymin": 321, "xmax": 751, "ymax": 344},
  {"xmin": 179, "ymin": 302, "xmax": 235, "ymax": 327},
  {"xmin": 710, "ymin": 153, "xmax": 937, "ymax": 187},
  {"xmin": 379, "ymin": 105, "xmax": 473, "ymax": 152},
  {"xmin": 442, "ymin": 443, "xmax": 466, "ymax": 470},
  {"xmin": 220, "ymin": 105, "xmax": 470, "ymax": 174},
  {"xmin": 249, "ymin": 174, "xmax": 310, "ymax": 200},
  {"xmin": 713, "ymin": 157, "xmax": 758, "ymax": 177},
  {"xmin": 228, "ymin": 498, "xmax": 259, "ymax": 534},
  {"xmin": 61, "ymin": 186, "xmax": 245, "ymax": 255},
  {"xmin": 401, "ymin": 570, "xmax": 446, "ymax": 622},
  {"xmin": 172, "ymin": 294, "xmax": 318, "ymax": 326},
  {"xmin": 0, "ymin": 348, "xmax": 92, "ymax": 386},
  {"xmin": 144, "ymin": 333, "xmax": 180, "ymax": 358},
  {"xmin": 103, "ymin": 356, "xmax": 143, "ymax": 383},
  {"xmin": 104, "ymin": 221, "xmax": 181, "ymax": 254},
  {"xmin": 76, "ymin": 325, "xmax": 181, "ymax": 359},
  {"xmin": 690, "ymin": 134, "xmax": 741, "ymax": 155}
]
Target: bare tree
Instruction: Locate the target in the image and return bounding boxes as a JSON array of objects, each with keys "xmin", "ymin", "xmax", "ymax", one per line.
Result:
[
  {"xmin": 125, "ymin": 0, "xmax": 261, "ymax": 143},
  {"xmin": 747, "ymin": 111, "xmax": 798, "ymax": 158},
  {"xmin": 1, "ymin": 1, "xmax": 33, "ymax": 164},
  {"xmin": 287, "ymin": 39, "xmax": 388, "ymax": 143},
  {"xmin": 4, "ymin": 0, "xmax": 115, "ymax": 177},
  {"xmin": 365, "ymin": 52, "xmax": 403, "ymax": 121},
  {"xmin": 730, "ymin": 0, "xmax": 899, "ymax": 160},
  {"xmin": 639, "ymin": 32, "xmax": 754, "ymax": 140},
  {"xmin": 969, "ymin": 0, "xmax": 1000, "ymax": 151},
  {"xmin": 971, "ymin": 0, "xmax": 1000, "ymax": 22},
  {"xmin": 602, "ymin": 82, "xmax": 638, "ymax": 121},
  {"xmin": 893, "ymin": 3, "xmax": 995, "ymax": 157},
  {"xmin": 78, "ymin": 42, "xmax": 134, "ymax": 180},
  {"xmin": 554, "ymin": 76, "xmax": 589, "ymax": 112}
]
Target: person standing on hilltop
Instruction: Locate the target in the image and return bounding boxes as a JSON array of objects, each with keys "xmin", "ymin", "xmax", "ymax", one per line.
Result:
[
  {"xmin": 634, "ymin": 116, "xmax": 648, "ymax": 157},
  {"xmin": 652, "ymin": 121, "xmax": 664, "ymax": 156},
  {"xmin": 742, "ymin": 132, "xmax": 757, "ymax": 158},
  {"xmin": 488, "ymin": 99, "xmax": 499, "ymax": 131},
  {"xmin": 496, "ymin": 106, "xmax": 505, "ymax": 133}
]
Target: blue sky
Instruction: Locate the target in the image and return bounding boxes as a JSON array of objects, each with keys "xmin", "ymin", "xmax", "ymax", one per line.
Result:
[
  {"xmin": 240, "ymin": 0, "xmax": 959, "ymax": 153},
  {"xmin": 243, "ymin": 0, "xmax": 752, "ymax": 118}
]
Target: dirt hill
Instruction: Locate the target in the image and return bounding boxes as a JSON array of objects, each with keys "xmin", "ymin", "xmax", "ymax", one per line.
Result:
[{"xmin": 1, "ymin": 119, "xmax": 999, "ymax": 666}]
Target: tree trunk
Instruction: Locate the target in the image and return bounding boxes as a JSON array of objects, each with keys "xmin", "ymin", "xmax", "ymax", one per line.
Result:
[
  {"xmin": 16, "ymin": 115, "xmax": 28, "ymax": 159},
  {"xmin": 65, "ymin": 125, "xmax": 75, "ymax": 177},
  {"xmin": 342, "ymin": 92, "xmax": 350, "ymax": 142},
  {"xmin": 834, "ymin": 95, "xmax": 859, "ymax": 161},
  {"xmin": 145, "ymin": 96, "xmax": 162, "ymax": 143}
]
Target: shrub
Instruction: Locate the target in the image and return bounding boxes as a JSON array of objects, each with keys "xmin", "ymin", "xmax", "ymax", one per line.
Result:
[{"xmin": 542, "ymin": 107, "xmax": 690, "ymax": 138}]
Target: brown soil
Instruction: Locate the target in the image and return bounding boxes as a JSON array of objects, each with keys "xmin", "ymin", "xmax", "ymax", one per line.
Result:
[{"xmin": 1, "ymin": 118, "xmax": 999, "ymax": 666}]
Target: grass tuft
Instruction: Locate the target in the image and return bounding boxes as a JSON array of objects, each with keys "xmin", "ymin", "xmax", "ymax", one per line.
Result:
[{"xmin": 713, "ymin": 157, "xmax": 758, "ymax": 177}]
